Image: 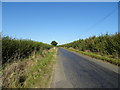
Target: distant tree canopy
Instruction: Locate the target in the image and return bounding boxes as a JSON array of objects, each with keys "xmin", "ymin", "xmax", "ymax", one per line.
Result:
[{"xmin": 51, "ymin": 41, "xmax": 58, "ymax": 46}]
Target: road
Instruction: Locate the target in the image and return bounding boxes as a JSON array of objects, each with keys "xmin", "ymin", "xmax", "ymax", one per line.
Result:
[{"xmin": 51, "ymin": 48, "xmax": 119, "ymax": 88}]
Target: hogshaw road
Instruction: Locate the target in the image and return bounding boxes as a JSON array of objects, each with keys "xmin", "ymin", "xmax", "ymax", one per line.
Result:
[{"xmin": 51, "ymin": 48, "xmax": 119, "ymax": 88}]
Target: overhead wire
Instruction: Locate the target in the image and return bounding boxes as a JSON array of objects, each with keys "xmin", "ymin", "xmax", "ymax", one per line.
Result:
[{"xmin": 79, "ymin": 6, "xmax": 118, "ymax": 38}]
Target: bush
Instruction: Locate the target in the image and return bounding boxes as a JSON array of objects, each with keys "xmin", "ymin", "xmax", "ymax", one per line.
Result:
[
  {"xmin": 2, "ymin": 36, "xmax": 53, "ymax": 64},
  {"xmin": 59, "ymin": 32, "xmax": 120, "ymax": 59}
]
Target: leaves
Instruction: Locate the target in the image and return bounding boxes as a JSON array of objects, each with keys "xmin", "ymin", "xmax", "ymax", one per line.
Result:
[
  {"xmin": 59, "ymin": 32, "xmax": 120, "ymax": 59},
  {"xmin": 2, "ymin": 36, "xmax": 53, "ymax": 64}
]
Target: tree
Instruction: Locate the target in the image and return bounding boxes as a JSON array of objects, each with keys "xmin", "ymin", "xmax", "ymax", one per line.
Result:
[{"xmin": 51, "ymin": 41, "xmax": 58, "ymax": 46}]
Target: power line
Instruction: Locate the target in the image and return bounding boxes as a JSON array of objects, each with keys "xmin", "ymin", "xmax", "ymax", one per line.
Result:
[{"xmin": 80, "ymin": 6, "xmax": 118, "ymax": 38}]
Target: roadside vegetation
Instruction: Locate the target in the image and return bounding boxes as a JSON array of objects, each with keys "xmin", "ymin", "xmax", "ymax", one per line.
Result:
[
  {"xmin": 59, "ymin": 33, "xmax": 120, "ymax": 66},
  {"xmin": 2, "ymin": 36, "xmax": 57, "ymax": 88},
  {"xmin": 2, "ymin": 36, "xmax": 53, "ymax": 64}
]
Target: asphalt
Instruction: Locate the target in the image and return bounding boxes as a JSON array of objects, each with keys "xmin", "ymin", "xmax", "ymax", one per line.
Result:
[{"xmin": 51, "ymin": 48, "xmax": 119, "ymax": 88}]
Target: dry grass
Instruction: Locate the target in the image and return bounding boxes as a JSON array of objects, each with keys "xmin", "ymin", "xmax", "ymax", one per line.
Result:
[{"xmin": 2, "ymin": 48, "xmax": 57, "ymax": 88}]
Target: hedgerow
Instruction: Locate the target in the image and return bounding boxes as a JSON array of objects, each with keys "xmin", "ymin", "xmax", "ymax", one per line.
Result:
[
  {"xmin": 59, "ymin": 33, "xmax": 120, "ymax": 59},
  {"xmin": 2, "ymin": 36, "xmax": 53, "ymax": 64}
]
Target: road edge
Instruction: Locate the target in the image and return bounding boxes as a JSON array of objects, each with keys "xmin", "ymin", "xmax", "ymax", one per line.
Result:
[
  {"xmin": 49, "ymin": 48, "xmax": 58, "ymax": 88},
  {"xmin": 63, "ymin": 48, "xmax": 119, "ymax": 74}
]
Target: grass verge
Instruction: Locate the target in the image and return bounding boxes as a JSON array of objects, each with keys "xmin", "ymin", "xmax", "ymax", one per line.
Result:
[
  {"xmin": 65, "ymin": 48, "xmax": 120, "ymax": 66},
  {"xmin": 2, "ymin": 48, "xmax": 57, "ymax": 88}
]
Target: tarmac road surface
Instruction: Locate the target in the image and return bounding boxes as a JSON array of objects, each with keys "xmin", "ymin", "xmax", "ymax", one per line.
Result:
[{"xmin": 51, "ymin": 48, "xmax": 119, "ymax": 88}]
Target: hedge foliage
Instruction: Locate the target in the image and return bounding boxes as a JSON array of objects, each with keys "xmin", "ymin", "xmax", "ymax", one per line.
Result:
[
  {"xmin": 2, "ymin": 36, "xmax": 53, "ymax": 64},
  {"xmin": 59, "ymin": 33, "xmax": 120, "ymax": 59}
]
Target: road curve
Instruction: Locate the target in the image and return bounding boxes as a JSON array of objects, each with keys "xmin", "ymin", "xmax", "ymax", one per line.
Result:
[{"xmin": 51, "ymin": 48, "xmax": 119, "ymax": 88}]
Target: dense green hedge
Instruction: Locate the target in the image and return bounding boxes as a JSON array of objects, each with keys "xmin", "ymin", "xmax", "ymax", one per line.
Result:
[
  {"xmin": 59, "ymin": 33, "xmax": 120, "ymax": 59},
  {"xmin": 2, "ymin": 36, "xmax": 53, "ymax": 64}
]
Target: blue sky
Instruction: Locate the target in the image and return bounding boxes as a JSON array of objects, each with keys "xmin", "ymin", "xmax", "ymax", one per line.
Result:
[{"xmin": 2, "ymin": 2, "xmax": 118, "ymax": 45}]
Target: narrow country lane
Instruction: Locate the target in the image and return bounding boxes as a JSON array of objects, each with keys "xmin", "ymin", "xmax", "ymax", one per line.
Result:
[{"xmin": 51, "ymin": 48, "xmax": 119, "ymax": 88}]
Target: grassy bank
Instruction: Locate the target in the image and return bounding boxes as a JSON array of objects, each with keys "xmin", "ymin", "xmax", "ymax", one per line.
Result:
[
  {"xmin": 2, "ymin": 48, "xmax": 57, "ymax": 88},
  {"xmin": 66, "ymin": 48, "xmax": 120, "ymax": 66}
]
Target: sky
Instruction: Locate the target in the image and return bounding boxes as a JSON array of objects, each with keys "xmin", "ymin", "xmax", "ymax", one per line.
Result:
[{"xmin": 2, "ymin": 2, "xmax": 118, "ymax": 45}]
